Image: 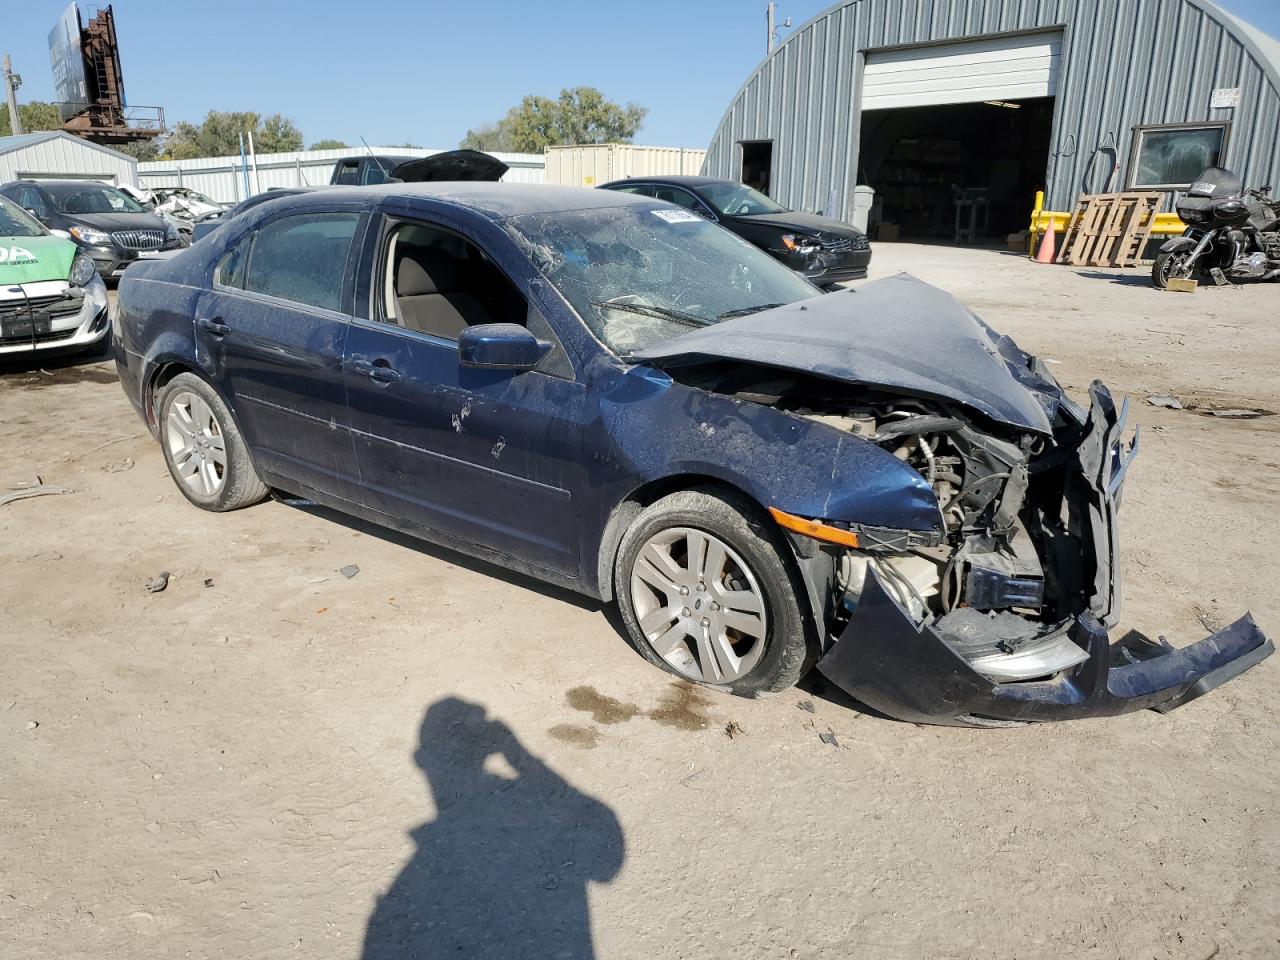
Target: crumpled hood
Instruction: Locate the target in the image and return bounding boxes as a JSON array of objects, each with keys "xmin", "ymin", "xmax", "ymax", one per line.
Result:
[
  {"xmin": 633, "ymin": 273, "xmax": 1054, "ymax": 434},
  {"xmin": 0, "ymin": 234, "xmax": 76, "ymax": 285}
]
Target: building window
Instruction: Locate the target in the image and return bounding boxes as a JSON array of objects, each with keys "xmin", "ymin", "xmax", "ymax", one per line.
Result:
[{"xmin": 1128, "ymin": 123, "xmax": 1230, "ymax": 190}]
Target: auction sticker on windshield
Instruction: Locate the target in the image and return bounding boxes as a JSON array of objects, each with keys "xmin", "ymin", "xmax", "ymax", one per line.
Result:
[{"xmin": 651, "ymin": 209, "xmax": 702, "ymax": 224}]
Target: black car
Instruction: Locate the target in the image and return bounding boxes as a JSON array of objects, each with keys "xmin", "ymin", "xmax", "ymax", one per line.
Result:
[
  {"xmin": 329, "ymin": 154, "xmax": 416, "ymax": 186},
  {"xmin": 330, "ymin": 150, "xmax": 509, "ymax": 186},
  {"xmin": 0, "ymin": 179, "xmax": 184, "ymax": 280},
  {"xmin": 599, "ymin": 175, "xmax": 871, "ymax": 286}
]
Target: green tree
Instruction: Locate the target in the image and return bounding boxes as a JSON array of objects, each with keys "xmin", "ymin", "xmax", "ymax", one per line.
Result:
[
  {"xmin": 459, "ymin": 122, "xmax": 511, "ymax": 152},
  {"xmin": 0, "ymin": 101, "xmax": 64, "ymax": 137},
  {"xmin": 308, "ymin": 139, "xmax": 349, "ymax": 150},
  {"xmin": 163, "ymin": 111, "xmax": 304, "ymax": 159},
  {"xmin": 459, "ymin": 87, "xmax": 646, "ymax": 153},
  {"xmin": 115, "ymin": 139, "xmax": 161, "ymax": 161}
]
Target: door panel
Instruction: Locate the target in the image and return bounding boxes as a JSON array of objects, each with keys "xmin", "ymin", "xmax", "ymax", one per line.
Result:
[
  {"xmin": 195, "ymin": 288, "xmax": 360, "ymax": 498},
  {"xmin": 343, "ymin": 321, "xmax": 586, "ymax": 576}
]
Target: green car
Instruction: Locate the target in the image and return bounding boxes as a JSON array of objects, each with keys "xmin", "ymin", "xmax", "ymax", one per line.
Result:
[{"xmin": 0, "ymin": 194, "xmax": 110, "ymax": 358}]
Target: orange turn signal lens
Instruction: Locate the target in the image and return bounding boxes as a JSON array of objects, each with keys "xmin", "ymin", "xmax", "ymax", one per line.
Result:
[{"xmin": 768, "ymin": 507, "xmax": 860, "ymax": 548}]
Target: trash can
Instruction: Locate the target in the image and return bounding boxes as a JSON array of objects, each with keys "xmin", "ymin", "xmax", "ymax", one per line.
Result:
[{"xmin": 851, "ymin": 185, "xmax": 875, "ymax": 234}]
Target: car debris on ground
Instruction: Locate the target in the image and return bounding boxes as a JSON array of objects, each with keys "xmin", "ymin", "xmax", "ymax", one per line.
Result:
[{"xmin": 145, "ymin": 571, "xmax": 170, "ymax": 594}]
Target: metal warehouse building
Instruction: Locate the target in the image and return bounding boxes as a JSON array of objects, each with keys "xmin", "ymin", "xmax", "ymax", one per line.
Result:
[
  {"xmin": 0, "ymin": 131, "xmax": 139, "ymax": 186},
  {"xmin": 704, "ymin": 0, "xmax": 1280, "ymax": 241}
]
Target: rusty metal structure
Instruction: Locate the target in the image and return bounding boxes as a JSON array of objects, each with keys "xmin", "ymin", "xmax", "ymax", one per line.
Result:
[{"xmin": 53, "ymin": 4, "xmax": 164, "ymax": 146}]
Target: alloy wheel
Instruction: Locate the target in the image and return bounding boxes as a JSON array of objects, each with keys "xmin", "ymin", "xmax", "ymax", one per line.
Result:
[
  {"xmin": 165, "ymin": 390, "xmax": 227, "ymax": 497},
  {"xmin": 629, "ymin": 526, "xmax": 768, "ymax": 683}
]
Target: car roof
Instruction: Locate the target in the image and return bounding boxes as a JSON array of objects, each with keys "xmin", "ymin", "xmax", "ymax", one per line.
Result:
[
  {"xmin": 21, "ymin": 179, "xmax": 123, "ymax": 193},
  {"xmin": 599, "ymin": 175, "xmax": 731, "ymax": 190},
  {"xmin": 261, "ymin": 182, "xmax": 663, "ymax": 221}
]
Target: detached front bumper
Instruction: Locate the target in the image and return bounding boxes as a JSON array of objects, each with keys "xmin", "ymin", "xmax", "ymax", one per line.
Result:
[
  {"xmin": 817, "ymin": 572, "xmax": 1272, "ymax": 725},
  {"xmin": 816, "ymin": 383, "xmax": 1273, "ymax": 726}
]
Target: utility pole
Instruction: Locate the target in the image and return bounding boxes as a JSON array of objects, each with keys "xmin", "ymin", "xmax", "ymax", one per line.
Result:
[
  {"xmin": 766, "ymin": 3, "xmax": 792, "ymax": 56},
  {"xmin": 3, "ymin": 55, "xmax": 23, "ymax": 136}
]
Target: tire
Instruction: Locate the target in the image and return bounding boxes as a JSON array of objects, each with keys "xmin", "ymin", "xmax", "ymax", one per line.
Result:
[
  {"xmin": 1152, "ymin": 249, "xmax": 1192, "ymax": 289},
  {"xmin": 156, "ymin": 372, "xmax": 268, "ymax": 512},
  {"xmin": 614, "ymin": 487, "xmax": 815, "ymax": 698}
]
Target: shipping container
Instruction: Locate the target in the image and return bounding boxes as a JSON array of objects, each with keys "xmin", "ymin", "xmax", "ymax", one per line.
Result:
[{"xmin": 544, "ymin": 144, "xmax": 708, "ymax": 188}]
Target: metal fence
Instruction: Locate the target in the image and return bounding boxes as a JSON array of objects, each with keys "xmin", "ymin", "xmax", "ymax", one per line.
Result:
[{"xmin": 137, "ymin": 146, "xmax": 546, "ymax": 203}]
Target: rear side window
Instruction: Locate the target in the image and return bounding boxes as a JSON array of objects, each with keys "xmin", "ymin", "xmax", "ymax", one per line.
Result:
[
  {"xmin": 216, "ymin": 236, "xmax": 249, "ymax": 288},
  {"xmin": 608, "ymin": 184, "xmax": 655, "ymax": 196},
  {"xmin": 332, "ymin": 160, "xmax": 360, "ymax": 185},
  {"xmin": 244, "ymin": 213, "xmax": 361, "ymax": 312}
]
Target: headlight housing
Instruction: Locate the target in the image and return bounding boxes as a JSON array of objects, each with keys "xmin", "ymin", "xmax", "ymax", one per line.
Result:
[
  {"xmin": 781, "ymin": 233, "xmax": 820, "ymax": 255},
  {"xmin": 68, "ymin": 252, "xmax": 97, "ymax": 288},
  {"xmin": 68, "ymin": 225, "xmax": 113, "ymax": 246}
]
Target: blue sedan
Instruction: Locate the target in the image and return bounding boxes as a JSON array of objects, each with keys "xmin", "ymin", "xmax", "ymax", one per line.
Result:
[{"xmin": 113, "ymin": 184, "xmax": 1270, "ymax": 725}]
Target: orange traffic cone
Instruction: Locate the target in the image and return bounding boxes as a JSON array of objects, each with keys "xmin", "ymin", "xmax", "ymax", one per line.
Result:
[{"xmin": 1035, "ymin": 215, "xmax": 1057, "ymax": 263}]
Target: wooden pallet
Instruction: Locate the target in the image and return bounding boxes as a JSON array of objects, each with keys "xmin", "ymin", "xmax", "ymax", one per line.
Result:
[{"xmin": 1055, "ymin": 192, "xmax": 1163, "ymax": 267}]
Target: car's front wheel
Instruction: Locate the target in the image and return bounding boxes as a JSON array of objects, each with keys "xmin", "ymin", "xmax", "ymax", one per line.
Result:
[
  {"xmin": 156, "ymin": 372, "xmax": 268, "ymax": 512},
  {"xmin": 614, "ymin": 488, "xmax": 814, "ymax": 697}
]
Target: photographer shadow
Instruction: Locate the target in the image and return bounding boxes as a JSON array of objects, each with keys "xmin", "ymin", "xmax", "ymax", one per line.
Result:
[{"xmin": 362, "ymin": 697, "xmax": 624, "ymax": 960}]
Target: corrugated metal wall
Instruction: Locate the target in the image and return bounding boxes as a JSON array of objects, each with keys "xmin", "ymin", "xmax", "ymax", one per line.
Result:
[
  {"xmin": 0, "ymin": 137, "xmax": 138, "ymax": 185},
  {"xmin": 545, "ymin": 144, "xmax": 709, "ymax": 187},
  {"xmin": 138, "ymin": 147, "xmax": 546, "ymax": 204},
  {"xmin": 704, "ymin": 0, "xmax": 1280, "ymax": 220}
]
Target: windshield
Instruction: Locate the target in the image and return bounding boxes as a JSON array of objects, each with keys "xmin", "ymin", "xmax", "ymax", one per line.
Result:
[
  {"xmin": 699, "ymin": 182, "xmax": 787, "ymax": 216},
  {"xmin": 505, "ymin": 203, "xmax": 820, "ymax": 355},
  {"xmin": 0, "ymin": 196, "xmax": 47, "ymax": 237},
  {"xmin": 51, "ymin": 184, "xmax": 145, "ymax": 215}
]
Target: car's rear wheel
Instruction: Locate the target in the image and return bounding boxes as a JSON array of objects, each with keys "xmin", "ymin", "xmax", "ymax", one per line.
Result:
[
  {"xmin": 157, "ymin": 372, "xmax": 268, "ymax": 512},
  {"xmin": 614, "ymin": 488, "xmax": 813, "ymax": 697}
]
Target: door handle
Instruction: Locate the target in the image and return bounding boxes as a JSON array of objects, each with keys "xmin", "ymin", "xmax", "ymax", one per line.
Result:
[
  {"xmin": 347, "ymin": 357, "xmax": 402, "ymax": 383},
  {"xmin": 197, "ymin": 317, "xmax": 230, "ymax": 337}
]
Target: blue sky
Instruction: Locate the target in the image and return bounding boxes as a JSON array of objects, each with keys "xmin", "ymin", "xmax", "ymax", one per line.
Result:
[{"xmin": 4, "ymin": 0, "xmax": 1279, "ymax": 150}]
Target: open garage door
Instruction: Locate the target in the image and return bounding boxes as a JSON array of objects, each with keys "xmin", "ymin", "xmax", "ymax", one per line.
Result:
[
  {"xmin": 862, "ymin": 31, "xmax": 1062, "ymax": 110},
  {"xmin": 859, "ymin": 32, "xmax": 1062, "ymax": 244}
]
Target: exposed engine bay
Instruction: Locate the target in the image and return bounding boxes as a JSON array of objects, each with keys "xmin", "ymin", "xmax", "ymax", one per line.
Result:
[
  {"xmin": 632, "ymin": 276, "xmax": 1270, "ymax": 724},
  {"xmin": 677, "ymin": 362, "xmax": 1117, "ymax": 684}
]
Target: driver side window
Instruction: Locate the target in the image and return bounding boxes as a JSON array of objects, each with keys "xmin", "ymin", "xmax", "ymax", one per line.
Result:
[
  {"xmin": 653, "ymin": 186, "xmax": 715, "ymax": 220},
  {"xmin": 379, "ymin": 221, "xmax": 527, "ymax": 341},
  {"xmin": 18, "ymin": 186, "xmax": 49, "ymax": 219}
]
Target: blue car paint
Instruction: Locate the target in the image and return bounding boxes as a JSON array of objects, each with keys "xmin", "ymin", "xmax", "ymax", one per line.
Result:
[{"xmin": 115, "ymin": 185, "xmax": 942, "ymax": 603}]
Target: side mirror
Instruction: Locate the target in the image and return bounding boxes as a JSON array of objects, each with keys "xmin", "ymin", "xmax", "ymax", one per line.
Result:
[{"xmin": 458, "ymin": 323, "xmax": 552, "ymax": 371}]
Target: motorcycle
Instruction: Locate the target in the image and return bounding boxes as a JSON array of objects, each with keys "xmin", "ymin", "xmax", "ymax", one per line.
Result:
[{"xmin": 1152, "ymin": 166, "xmax": 1280, "ymax": 289}]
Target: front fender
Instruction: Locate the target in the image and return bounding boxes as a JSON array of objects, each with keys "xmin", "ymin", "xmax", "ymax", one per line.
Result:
[
  {"xmin": 1159, "ymin": 235, "xmax": 1199, "ymax": 254},
  {"xmin": 597, "ymin": 366, "xmax": 942, "ymax": 532}
]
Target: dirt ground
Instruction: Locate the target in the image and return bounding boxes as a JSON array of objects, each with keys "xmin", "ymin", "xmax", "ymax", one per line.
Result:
[{"xmin": 2, "ymin": 245, "xmax": 1277, "ymax": 960}]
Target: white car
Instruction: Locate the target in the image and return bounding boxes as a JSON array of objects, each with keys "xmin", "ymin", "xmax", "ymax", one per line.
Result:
[{"xmin": 0, "ymin": 195, "xmax": 110, "ymax": 357}]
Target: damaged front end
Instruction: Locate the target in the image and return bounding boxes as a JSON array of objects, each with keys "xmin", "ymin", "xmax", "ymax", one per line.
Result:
[
  {"xmin": 633, "ymin": 277, "xmax": 1271, "ymax": 725},
  {"xmin": 794, "ymin": 380, "xmax": 1270, "ymax": 725}
]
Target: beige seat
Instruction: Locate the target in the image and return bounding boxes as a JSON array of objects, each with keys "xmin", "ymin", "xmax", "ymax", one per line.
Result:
[{"xmin": 395, "ymin": 253, "xmax": 491, "ymax": 339}]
